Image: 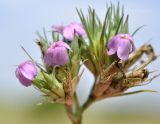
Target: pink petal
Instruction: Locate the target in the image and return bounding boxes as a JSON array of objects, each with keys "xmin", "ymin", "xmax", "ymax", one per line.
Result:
[
  {"xmin": 70, "ymin": 22, "xmax": 86, "ymax": 36},
  {"xmin": 107, "ymin": 36, "xmax": 120, "ymax": 55},
  {"xmin": 63, "ymin": 26, "xmax": 74, "ymax": 41},
  {"xmin": 117, "ymin": 40, "xmax": 131, "ymax": 61}
]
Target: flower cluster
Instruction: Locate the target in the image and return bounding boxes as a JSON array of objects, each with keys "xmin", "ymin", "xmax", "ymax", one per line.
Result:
[
  {"xmin": 15, "ymin": 5, "xmax": 157, "ymax": 122},
  {"xmin": 15, "ymin": 22, "xmax": 86, "ymax": 105},
  {"xmin": 16, "ymin": 27, "xmax": 135, "ymax": 87}
]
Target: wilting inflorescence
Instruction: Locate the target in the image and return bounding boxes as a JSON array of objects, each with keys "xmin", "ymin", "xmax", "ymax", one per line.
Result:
[{"xmin": 15, "ymin": 3, "xmax": 157, "ymax": 123}]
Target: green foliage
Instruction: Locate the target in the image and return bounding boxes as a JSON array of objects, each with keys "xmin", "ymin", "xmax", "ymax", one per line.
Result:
[
  {"xmin": 36, "ymin": 29, "xmax": 49, "ymax": 56},
  {"xmin": 33, "ymin": 69, "xmax": 65, "ymax": 100},
  {"xmin": 77, "ymin": 3, "xmax": 129, "ymax": 76},
  {"xmin": 69, "ymin": 37, "xmax": 81, "ymax": 77}
]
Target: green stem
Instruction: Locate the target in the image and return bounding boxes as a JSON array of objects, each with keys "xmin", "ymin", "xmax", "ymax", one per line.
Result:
[
  {"xmin": 65, "ymin": 93, "xmax": 82, "ymax": 124},
  {"xmin": 74, "ymin": 92, "xmax": 80, "ymax": 110},
  {"xmin": 65, "ymin": 78, "xmax": 97, "ymax": 124},
  {"xmin": 79, "ymin": 77, "xmax": 97, "ymax": 115},
  {"xmin": 66, "ymin": 95, "xmax": 95, "ymax": 124},
  {"xmin": 65, "ymin": 105, "xmax": 77, "ymax": 124},
  {"xmin": 81, "ymin": 96, "xmax": 95, "ymax": 114}
]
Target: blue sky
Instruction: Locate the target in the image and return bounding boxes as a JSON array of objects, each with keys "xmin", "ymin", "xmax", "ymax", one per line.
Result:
[{"xmin": 0, "ymin": 0, "xmax": 160, "ymax": 111}]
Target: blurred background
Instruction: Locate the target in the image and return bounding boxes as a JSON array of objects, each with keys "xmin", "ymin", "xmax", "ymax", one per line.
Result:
[{"xmin": 0, "ymin": 0, "xmax": 160, "ymax": 124}]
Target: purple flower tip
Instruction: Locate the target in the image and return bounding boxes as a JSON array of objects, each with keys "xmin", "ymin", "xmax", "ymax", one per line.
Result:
[
  {"xmin": 63, "ymin": 22, "xmax": 86, "ymax": 41},
  {"xmin": 52, "ymin": 25, "xmax": 64, "ymax": 34},
  {"xmin": 44, "ymin": 41, "xmax": 71, "ymax": 66},
  {"xmin": 107, "ymin": 34, "xmax": 135, "ymax": 61},
  {"xmin": 15, "ymin": 61, "xmax": 38, "ymax": 87}
]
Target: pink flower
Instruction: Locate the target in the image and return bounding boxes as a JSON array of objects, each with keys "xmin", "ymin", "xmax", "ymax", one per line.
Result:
[
  {"xmin": 107, "ymin": 34, "xmax": 135, "ymax": 61},
  {"xmin": 15, "ymin": 61, "xmax": 37, "ymax": 87},
  {"xmin": 63, "ymin": 22, "xmax": 86, "ymax": 41},
  {"xmin": 52, "ymin": 22, "xmax": 86, "ymax": 41},
  {"xmin": 44, "ymin": 41, "xmax": 71, "ymax": 66}
]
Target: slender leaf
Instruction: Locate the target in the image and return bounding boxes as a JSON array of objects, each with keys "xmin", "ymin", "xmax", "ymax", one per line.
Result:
[
  {"xmin": 115, "ymin": 14, "xmax": 124, "ymax": 35},
  {"xmin": 113, "ymin": 90, "xmax": 158, "ymax": 97},
  {"xmin": 132, "ymin": 25, "xmax": 145, "ymax": 36}
]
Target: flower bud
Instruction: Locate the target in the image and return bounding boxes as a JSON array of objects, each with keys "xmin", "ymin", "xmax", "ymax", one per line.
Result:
[
  {"xmin": 44, "ymin": 41, "xmax": 71, "ymax": 66},
  {"xmin": 107, "ymin": 34, "xmax": 135, "ymax": 61},
  {"xmin": 15, "ymin": 61, "xmax": 38, "ymax": 87}
]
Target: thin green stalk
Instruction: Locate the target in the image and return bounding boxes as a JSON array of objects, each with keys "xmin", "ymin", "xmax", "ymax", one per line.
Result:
[
  {"xmin": 81, "ymin": 96, "xmax": 95, "ymax": 114},
  {"xmin": 65, "ymin": 93, "xmax": 82, "ymax": 124},
  {"xmin": 80, "ymin": 77, "xmax": 97, "ymax": 114},
  {"xmin": 65, "ymin": 78, "xmax": 97, "ymax": 124},
  {"xmin": 65, "ymin": 105, "xmax": 77, "ymax": 124}
]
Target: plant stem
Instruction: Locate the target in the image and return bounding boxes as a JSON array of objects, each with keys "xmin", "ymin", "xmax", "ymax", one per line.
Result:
[
  {"xmin": 65, "ymin": 78, "xmax": 97, "ymax": 124},
  {"xmin": 80, "ymin": 77, "xmax": 97, "ymax": 113},
  {"xmin": 65, "ymin": 93, "xmax": 82, "ymax": 124},
  {"xmin": 65, "ymin": 105, "xmax": 77, "ymax": 124},
  {"xmin": 81, "ymin": 95, "xmax": 95, "ymax": 113}
]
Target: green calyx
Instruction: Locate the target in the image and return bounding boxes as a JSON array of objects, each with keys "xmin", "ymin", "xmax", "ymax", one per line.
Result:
[{"xmin": 33, "ymin": 69, "xmax": 65, "ymax": 101}]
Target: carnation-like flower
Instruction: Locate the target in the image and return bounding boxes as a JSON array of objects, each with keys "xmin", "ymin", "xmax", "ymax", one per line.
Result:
[
  {"xmin": 63, "ymin": 22, "xmax": 86, "ymax": 41},
  {"xmin": 44, "ymin": 41, "xmax": 71, "ymax": 66},
  {"xmin": 15, "ymin": 61, "xmax": 38, "ymax": 87},
  {"xmin": 107, "ymin": 34, "xmax": 135, "ymax": 61}
]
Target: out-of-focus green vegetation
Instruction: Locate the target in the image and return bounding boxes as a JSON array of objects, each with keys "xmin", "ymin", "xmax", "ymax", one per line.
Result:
[{"xmin": 0, "ymin": 103, "xmax": 160, "ymax": 124}]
